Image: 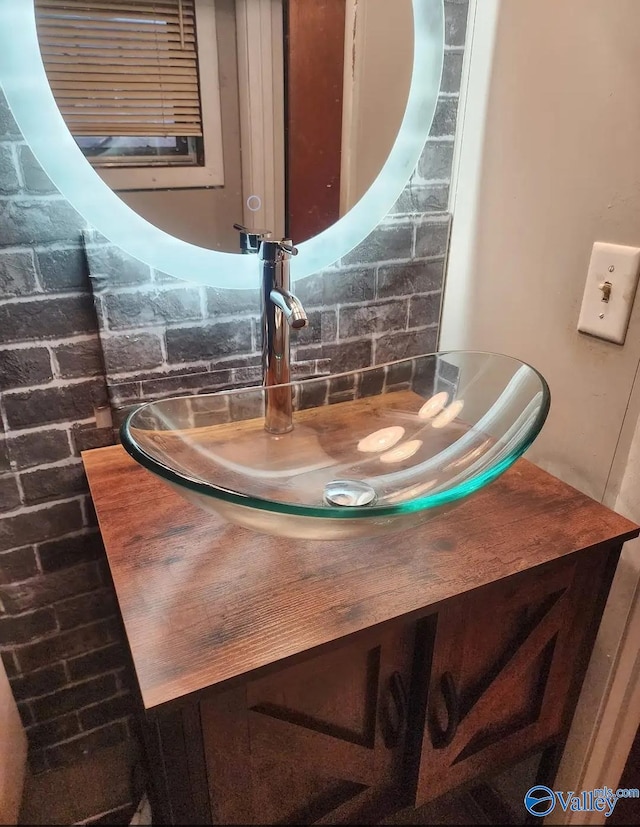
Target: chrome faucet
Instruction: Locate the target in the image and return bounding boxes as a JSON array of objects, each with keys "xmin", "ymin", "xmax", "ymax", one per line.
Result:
[{"xmin": 260, "ymin": 239, "xmax": 308, "ymax": 434}]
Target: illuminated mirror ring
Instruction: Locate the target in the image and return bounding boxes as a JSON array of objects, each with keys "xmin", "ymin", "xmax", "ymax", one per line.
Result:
[{"xmin": 0, "ymin": 0, "xmax": 444, "ymax": 290}]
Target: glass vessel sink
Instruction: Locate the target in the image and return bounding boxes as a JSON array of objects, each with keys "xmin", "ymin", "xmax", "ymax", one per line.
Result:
[{"xmin": 121, "ymin": 351, "xmax": 550, "ymax": 539}]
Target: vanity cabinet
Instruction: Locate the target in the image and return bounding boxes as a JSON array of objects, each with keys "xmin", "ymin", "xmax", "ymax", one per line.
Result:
[
  {"xmin": 201, "ymin": 623, "xmax": 415, "ymax": 825},
  {"xmin": 413, "ymin": 552, "xmax": 603, "ymax": 807},
  {"xmin": 82, "ymin": 446, "xmax": 639, "ymax": 825}
]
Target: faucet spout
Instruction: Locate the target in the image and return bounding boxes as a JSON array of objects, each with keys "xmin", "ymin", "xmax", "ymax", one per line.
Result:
[{"xmin": 269, "ymin": 288, "xmax": 308, "ymax": 329}]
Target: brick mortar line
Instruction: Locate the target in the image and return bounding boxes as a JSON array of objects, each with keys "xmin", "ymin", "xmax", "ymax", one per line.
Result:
[
  {"xmin": 9, "ymin": 613, "xmax": 118, "ymax": 658},
  {"xmin": 0, "ymin": 333, "xmax": 99, "ymax": 350},
  {"xmin": 0, "ymin": 492, "xmax": 87, "ymax": 519},
  {"xmin": 5, "ymin": 421, "xmax": 90, "ymax": 438},
  {"xmin": 0, "ymin": 290, "xmax": 91, "ymax": 306},
  {"xmin": 9, "ymin": 143, "xmax": 25, "ymax": 190},
  {"xmin": 39, "ymin": 713, "xmax": 132, "ymax": 753},
  {"xmin": 2, "ymin": 375, "xmax": 105, "ymax": 394},
  {"xmin": 0, "ymin": 192, "xmax": 82, "ymax": 204},
  {"xmin": 22, "ymin": 682, "xmax": 129, "ymax": 718},
  {"xmin": 1, "ymin": 529, "xmax": 101, "ymax": 569},
  {"xmin": 74, "ymin": 801, "xmax": 135, "ymax": 826},
  {"xmin": 335, "ymin": 322, "xmax": 440, "ymax": 344},
  {"xmin": 18, "ymin": 456, "xmax": 84, "ymax": 475}
]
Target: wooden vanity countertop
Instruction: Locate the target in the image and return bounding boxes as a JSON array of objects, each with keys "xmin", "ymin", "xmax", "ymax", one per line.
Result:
[{"xmin": 82, "ymin": 445, "xmax": 639, "ymax": 713}]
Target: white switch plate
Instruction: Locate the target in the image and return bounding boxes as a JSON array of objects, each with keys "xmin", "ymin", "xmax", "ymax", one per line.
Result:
[{"xmin": 578, "ymin": 242, "xmax": 640, "ymax": 345}]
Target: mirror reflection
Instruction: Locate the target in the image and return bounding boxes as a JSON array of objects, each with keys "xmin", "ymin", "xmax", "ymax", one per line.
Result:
[{"xmin": 35, "ymin": 0, "xmax": 414, "ymax": 252}]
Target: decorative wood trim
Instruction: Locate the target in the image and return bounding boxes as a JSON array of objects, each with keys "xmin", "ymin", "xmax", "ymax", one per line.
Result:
[{"xmin": 247, "ymin": 710, "xmax": 377, "ymax": 785}]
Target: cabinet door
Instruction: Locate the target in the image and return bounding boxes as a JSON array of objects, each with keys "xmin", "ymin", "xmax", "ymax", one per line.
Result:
[
  {"xmin": 414, "ymin": 552, "xmax": 607, "ymax": 806},
  {"xmin": 201, "ymin": 622, "xmax": 414, "ymax": 825}
]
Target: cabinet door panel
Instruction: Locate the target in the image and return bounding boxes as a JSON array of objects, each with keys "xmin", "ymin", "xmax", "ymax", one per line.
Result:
[
  {"xmin": 201, "ymin": 622, "xmax": 414, "ymax": 825},
  {"xmin": 415, "ymin": 553, "xmax": 604, "ymax": 806}
]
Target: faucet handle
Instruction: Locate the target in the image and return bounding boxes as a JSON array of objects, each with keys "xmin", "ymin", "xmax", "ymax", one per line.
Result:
[
  {"xmin": 278, "ymin": 240, "xmax": 298, "ymax": 256},
  {"xmin": 233, "ymin": 223, "xmax": 271, "ymax": 255}
]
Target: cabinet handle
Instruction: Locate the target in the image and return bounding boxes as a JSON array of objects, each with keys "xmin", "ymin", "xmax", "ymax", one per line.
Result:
[
  {"xmin": 381, "ymin": 671, "xmax": 408, "ymax": 749},
  {"xmin": 429, "ymin": 672, "xmax": 460, "ymax": 749}
]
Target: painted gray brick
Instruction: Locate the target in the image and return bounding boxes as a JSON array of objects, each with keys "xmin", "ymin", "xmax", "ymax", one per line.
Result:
[
  {"xmin": 445, "ymin": 0, "xmax": 469, "ymax": 47},
  {"xmin": 0, "ymin": 475, "xmax": 21, "ymax": 512},
  {"xmin": 55, "ymin": 587, "xmax": 117, "ymax": 631},
  {"xmin": 26, "ymin": 715, "xmax": 80, "ymax": 751},
  {"xmin": 45, "ymin": 721, "xmax": 128, "ymax": 769},
  {"xmin": 442, "ymin": 51, "xmax": 464, "ymax": 94},
  {"xmin": 206, "ymin": 287, "xmax": 260, "ymax": 316},
  {"xmin": 0, "ymin": 199, "xmax": 84, "ymax": 246},
  {"xmin": 101, "ymin": 333, "xmax": 163, "ymax": 374},
  {"xmin": 84, "ymin": 245, "xmax": 151, "ymax": 288},
  {"xmin": 0, "ymin": 500, "xmax": 84, "ymax": 553},
  {"xmin": 135, "ymin": 368, "xmax": 233, "ymax": 401},
  {"xmin": 9, "ymin": 663, "xmax": 67, "ymax": 702},
  {"xmin": 0, "ymin": 439, "xmax": 8, "ymax": 473},
  {"xmin": 296, "ymin": 310, "xmax": 337, "ymax": 346},
  {"xmin": 70, "ymin": 425, "xmax": 114, "ymax": 454},
  {"xmin": 55, "ymin": 338, "xmax": 104, "ymax": 379},
  {"xmin": 339, "ymin": 301, "xmax": 407, "ymax": 339},
  {"xmin": 37, "ymin": 531, "xmax": 104, "ymax": 574},
  {"xmin": 0, "ymin": 91, "xmax": 20, "ymax": 139},
  {"xmin": 0, "ymin": 295, "xmax": 96, "ymax": 344},
  {"xmin": 0, "ymin": 145, "xmax": 19, "ymax": 195},
  {"xmin": 0, "ymin": 608, "xmax": 57, "ymax": 646},
  {"xmin": 6, "ymin": 430, "xmax": 71, "ymax": 470},
  {"xmin": 297, "ymin": 340, "xmax": 373, "ymax": 374},
  {"xmin": 430, "ymin": 97, "xmax": 460, "ymax": 138},
  {"xmin": 166, "ymin": 321, "xmax": 252, "ymax": 363},
  {"xmin": 30, "ymin": 673, "xmax": 117, "ymax": 722},
  {"xmin": 1, "ymin": 561, "xmax": 101, "ymax": 615},
  {"xmin": 0, "ymin": 347, "xmax": 53, "ymax": 390},
  {"xmin": 67, "ymin": 643, "xmax": 126, "ymax": 682},
  {"xmin": 409, "ymin": 293, "xmax": 442, "ymax": 329},
  {"xmin": 19, "ymin": 146, "xmax": 57, "ymax": 195},
  {"xmin": 20, "ymin": 464, "xmax": 88, "ymax": 506},
  {"xmin": 377, "ymin": 259, "xmax": 445, "ymax": 298},
  {"xmin": 103, "ymin": 288, "xmax": 201, "ymax": 329},
  {"xmin": 0, "ymin": 546, "xmax": 39, "ymax": 585},
  {"xmin": 342, "ymin": 225, "xmax": 413, "ymax": 266},
  {"xmin": 4, "ymin": 380, "xmax": 108, "ymax": 428},
  {"xmin": 0, "ymin": 249, "xmax": 39, "ymax": 297},
  {"xmin": 418, "ymin": 141, "xmax": 454, "ymax": 182},
  {"xmin": 415, "ymin": 221, "xmax": 451, "ymax": 259},
  {"xmin": 391, "ymin": 185, "xmax": 449, "ymax": 215},
  {"xmin": 294, "ymin": 268, "xmax": 376, "ymax": 306},
  {"xmin": 36, "ymin": 247, "xmax": 88, "ymax": 292},
  {"xmin": 376, "ymin": 327, "xmax": 438, "ymax": 363}
]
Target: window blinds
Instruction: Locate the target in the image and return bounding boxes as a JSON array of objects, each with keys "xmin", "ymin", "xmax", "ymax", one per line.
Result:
[{"xmin": 35, "ymin": 0, "xmax": 203, "ymax": 137}]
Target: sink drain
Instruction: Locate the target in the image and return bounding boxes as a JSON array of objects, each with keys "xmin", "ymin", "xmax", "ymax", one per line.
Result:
[{"xmin": 324, "ymin": 480, "xmax": 377, "ymax": 507}]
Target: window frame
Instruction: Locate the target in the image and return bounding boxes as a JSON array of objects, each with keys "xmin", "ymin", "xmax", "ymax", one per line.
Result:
[{"xmin": 93, "ymin": 0, "xmax": 225, "ymax": 191}]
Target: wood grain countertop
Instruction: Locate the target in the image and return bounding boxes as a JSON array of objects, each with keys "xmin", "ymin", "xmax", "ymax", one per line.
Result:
[{"xmin": 82, "ymin": 445, "xmax": 639, "ymax": 713}]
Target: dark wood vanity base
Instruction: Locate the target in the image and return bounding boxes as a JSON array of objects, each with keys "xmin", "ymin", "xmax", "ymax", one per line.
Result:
[{"xmin": 83, "ymin": 446, "xmax": 639, "ymax": 825}]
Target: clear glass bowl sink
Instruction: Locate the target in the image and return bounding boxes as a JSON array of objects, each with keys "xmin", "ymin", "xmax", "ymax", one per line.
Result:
[{"xmin": 121, "ymin": 351, "xmax": 550, "ymax": 539}]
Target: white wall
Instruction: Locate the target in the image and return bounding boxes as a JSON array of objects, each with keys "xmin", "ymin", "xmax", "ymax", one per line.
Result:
[
  {"xmin": 442, "ymin": 0, "xmax": 640, "ymax": 503},
  {"xmin": 442, "ymin": 0, "xmax": 640, "ymax": 808}
]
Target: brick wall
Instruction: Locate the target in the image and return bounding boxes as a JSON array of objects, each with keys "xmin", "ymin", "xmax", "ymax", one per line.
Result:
[{"xmin": 0, "ymin": 0, "xmax": 468, "ymax": 792}]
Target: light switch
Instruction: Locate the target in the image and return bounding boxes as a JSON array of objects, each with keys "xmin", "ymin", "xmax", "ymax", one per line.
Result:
[{"xmin": 577, "ymin": 242, "xmax": 640, "ymax": 344}]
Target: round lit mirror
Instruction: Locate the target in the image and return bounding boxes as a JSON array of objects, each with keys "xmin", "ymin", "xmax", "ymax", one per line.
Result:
[{"xmin": 0, "ymin": 0, "xmax": 443, "ymax": 288}]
